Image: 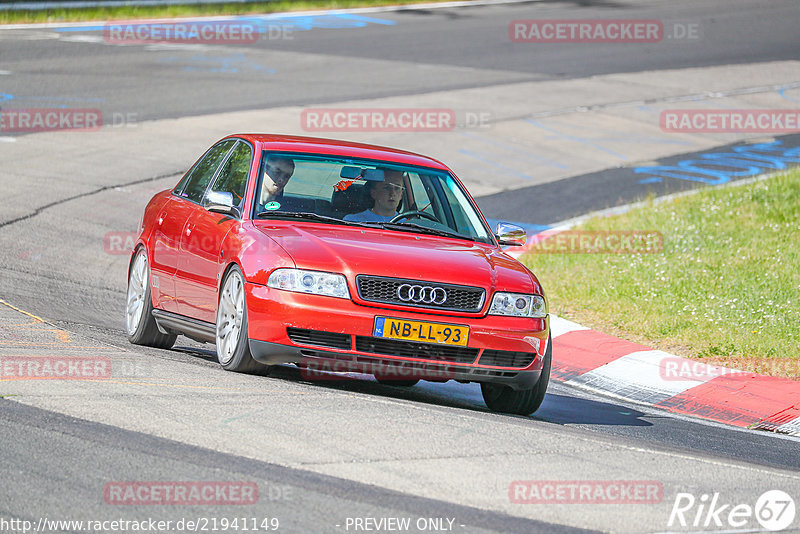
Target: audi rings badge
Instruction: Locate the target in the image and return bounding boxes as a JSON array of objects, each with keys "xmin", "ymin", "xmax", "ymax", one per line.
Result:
[{"xmin": 396, "ymin": 284, "xmax": 447, "ymax": 305}]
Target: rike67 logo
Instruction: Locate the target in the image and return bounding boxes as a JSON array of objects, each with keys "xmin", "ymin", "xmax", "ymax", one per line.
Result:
[{"xmin": 669, "ymin": 490, "xmax": 795, "ymax": 531}]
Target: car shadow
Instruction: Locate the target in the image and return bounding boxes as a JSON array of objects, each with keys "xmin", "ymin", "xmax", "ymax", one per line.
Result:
[
  {"xmin": 166, "ymin": 345, "xmax": 652, "ymax": 427},
  {"xmin": 534, "ymin": 392, "xmax": 653, "ymax": 427},
  {"xmin": 258, "ymin": 363, "xmax": 653, "ymax": 427}
]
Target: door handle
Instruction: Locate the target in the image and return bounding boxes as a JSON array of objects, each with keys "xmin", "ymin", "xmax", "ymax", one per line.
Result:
[
  {"xmin": 158, "ymin": 211, "xmax": 167, "ymax": 225},
  {"xmin": 185, "ymin": 223, "xmax": 195, "ymax": 236}
]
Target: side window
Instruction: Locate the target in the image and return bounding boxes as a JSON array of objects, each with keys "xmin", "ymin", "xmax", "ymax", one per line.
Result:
[
  {"xmin": 210, "ymin": 141, "xmax": 253, "ymax": 208},
  {"xmin": 179, "ymin": 140, "xmax": 236, "ymax": 203},
  {"xmin": 440, "ymin": 177, "xmax": 490, "ymax": 239},
  {"xmin": 408, "ymin": 173, "xmax": 434, "ymax": 213}
]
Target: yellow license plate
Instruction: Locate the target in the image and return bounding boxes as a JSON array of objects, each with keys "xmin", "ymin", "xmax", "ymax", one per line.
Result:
[{"xmin": 373, "ymin": 317, "xmax": 469, "ymax": 347}]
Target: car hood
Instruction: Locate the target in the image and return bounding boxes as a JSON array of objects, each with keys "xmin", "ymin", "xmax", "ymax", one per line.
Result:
[{"xmin": 254, "ymin": 221, "xmax": 539, "ymax": 294}]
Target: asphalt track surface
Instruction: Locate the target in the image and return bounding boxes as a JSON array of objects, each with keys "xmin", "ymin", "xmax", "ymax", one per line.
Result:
[{"xmin": 1, "ymin": 1, "xmax": 800, "ymax": 533}]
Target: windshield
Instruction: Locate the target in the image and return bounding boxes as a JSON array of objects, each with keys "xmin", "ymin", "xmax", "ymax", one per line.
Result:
[{"xmin": 252, "ymin": 152, "xmax": 494, "ymax": 244}]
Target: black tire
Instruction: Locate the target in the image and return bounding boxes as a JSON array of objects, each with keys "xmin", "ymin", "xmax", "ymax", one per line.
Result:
[
  {"xmin": 126, "ymin": 248, "xmax": 177, "ymax": 349},
  {"xmin": 216, "ymin": 266, "xmax": 263, "ymax": 374},
  {"xmin": 375, "ymin": 377, "xmax": 420, "ymax": 387},
  {"xmin": 480, "ymin": 335, "xmax": 551, "ymax": 416}
]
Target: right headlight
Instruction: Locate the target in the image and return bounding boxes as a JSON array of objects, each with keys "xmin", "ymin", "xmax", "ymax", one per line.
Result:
[
  {"xmin": 488, "ymin": 292, "xmax": 547, "ymax": 318},
  {"xmin": 267, "ymin": 268, "xmax": 350, "ymax": 299}
]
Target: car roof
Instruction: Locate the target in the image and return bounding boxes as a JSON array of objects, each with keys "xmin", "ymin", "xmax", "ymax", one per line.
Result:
[{"xmin": 229, "ymin": 133, "xmax": 451, "ymax": 171}]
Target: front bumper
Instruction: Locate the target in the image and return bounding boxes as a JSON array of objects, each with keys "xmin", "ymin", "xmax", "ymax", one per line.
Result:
[{"xmin": 245, "ymin": 283, "xmax": 549, "ymax": 390}]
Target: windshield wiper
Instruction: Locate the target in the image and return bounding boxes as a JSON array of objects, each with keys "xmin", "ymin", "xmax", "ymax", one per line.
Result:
[
  {"xmin": 255, "ymin": 211, "xmax": 381, "ymax": 228},
  {"xmin": 255, "ymin": 212, "xmax": 477, "ymax": 241},
  {"xmin": 378, "ymin": 222, "xmax": 476, "ymax": 242}
]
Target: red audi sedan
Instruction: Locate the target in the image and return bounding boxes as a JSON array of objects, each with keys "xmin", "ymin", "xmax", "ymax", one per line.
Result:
[{"xmin": 126, "ymin": 134, "xmax": 551, "ymax": 415}]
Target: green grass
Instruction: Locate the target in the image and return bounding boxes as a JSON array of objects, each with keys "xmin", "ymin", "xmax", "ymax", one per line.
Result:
[
  {"xmin": 0, "ymin": 0, "xmax": 459, "ymax": 24},
  {"xmin": 524, "ymin": 169, "xmax": 800, "ymax": 378}
]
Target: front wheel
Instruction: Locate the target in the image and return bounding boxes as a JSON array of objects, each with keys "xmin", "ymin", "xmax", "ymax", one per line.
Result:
[
  {"xmin": 481, "ymin": 335, "xmax": 551, "ymax": 415},
  {"xmin": 126, "ymin": 249, "xmax": 176, "ymax": 349},
  {"xmin": 216, "ymin": 266, "xmax": 263, "ymax": 373}
]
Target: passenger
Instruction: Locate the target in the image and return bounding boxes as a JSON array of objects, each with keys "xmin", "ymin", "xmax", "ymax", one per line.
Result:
[{"xmin": 344, "ymin": 170, "xmax": 405, "ymax": 222}]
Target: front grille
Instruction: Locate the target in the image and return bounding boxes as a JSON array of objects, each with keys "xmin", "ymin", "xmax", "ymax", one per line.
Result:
[
  {"xmin": 287, "ymin": 328, "xmax": 352, "ymax": 350},
  {"xmin": 356, "ymin": 275, "xmax": 485, "ymax": 312},
  {"xmin": 479, "ymin": 349, "xmax": 537, "ymax": 368},
  {"xmin": 355, "ymin": 336, "xmax": 478, "ymax": 364}
]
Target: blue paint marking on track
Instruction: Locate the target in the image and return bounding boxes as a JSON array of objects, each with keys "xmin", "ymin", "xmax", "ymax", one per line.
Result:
[
  {"xmin": 0, "ymin": 91, "xmax": 106, "ymax": 112},
  {"xmin": 634, "ymin": 140, "xmax": 800, "ymax": 185},
  {"xmin": 15, "ymin": 95, "xmax": 106, "ymax": 104},
  {"xmin": 779, "ymin": 88, "xmax": 800, "ymax": 105},
  {"xmin": 53, "ymin": 12, "xmax": 396, "ymax": 33}
]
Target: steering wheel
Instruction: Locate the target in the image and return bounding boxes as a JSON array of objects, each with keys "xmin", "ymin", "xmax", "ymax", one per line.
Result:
[{"xmin": 390, "ymin": 210, "xmax": 438, "ymax": 223}]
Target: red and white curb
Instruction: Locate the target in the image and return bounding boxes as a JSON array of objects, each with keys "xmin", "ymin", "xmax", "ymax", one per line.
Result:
[{"xmin": 550, "ymin": 315, "xmax": 800, "ymax": 436}]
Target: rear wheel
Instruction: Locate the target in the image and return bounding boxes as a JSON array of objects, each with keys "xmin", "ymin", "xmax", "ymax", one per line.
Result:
[
  {"xmin": 126, "ymin": 249, "xmax": 177, "ymax": 349},
  {"xmin": 481, "ymin": 335, "xmax": 551, "ymax": 416},
  {"xmin": 216, "ymin": 266, "xmax": 263, "ymax": 373}
]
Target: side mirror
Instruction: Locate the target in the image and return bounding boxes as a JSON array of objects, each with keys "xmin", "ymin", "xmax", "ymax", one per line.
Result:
[
  {"xmin": 204, "ymin": 191, "xmax": 238, "ymax": 217},
  {"xmin": 496, "ymin": 222, "xmax": 526, "ymax": 246}
]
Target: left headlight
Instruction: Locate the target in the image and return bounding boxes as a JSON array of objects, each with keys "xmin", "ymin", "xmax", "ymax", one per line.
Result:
[
  {"xmin": 488, "ymin": 292, "xmax": 547, "ymax": 318},
  {"xmin": 267, "ymin": 268, "xmax": 350, "ymax": 299}
]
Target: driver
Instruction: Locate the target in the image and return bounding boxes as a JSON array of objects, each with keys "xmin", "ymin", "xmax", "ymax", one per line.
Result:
[
  {"xmin": 344, "ymin": 170, "xmax": 404, "ymax": 222},
  {"xmin": 261, "ymin": 155, "xmax": 296, "ymax": 200}
]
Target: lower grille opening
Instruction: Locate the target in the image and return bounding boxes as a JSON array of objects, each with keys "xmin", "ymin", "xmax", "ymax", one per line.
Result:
[
  {"xmin": 287, "ymin": 328, "xmax": 352, "ymax": 350},
  {"xmin": 479, "ymin": 349, "xmax": 537, "ymax": 368},
  {"xmin": 354, "ymin": 336, "xmax": 478, "ymax": 364},
  {"xmin": 468, "ymin": 369, "xmax": 519, "ymax": 377}
]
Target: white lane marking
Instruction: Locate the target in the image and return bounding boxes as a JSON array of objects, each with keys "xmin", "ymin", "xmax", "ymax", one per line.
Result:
[
  {"xmin": 0, "ymin": 137, "xmax": 17, "ymax": 142},
  {"xmin": 567, "ymin": 350, "xmax": 711, "ymax": 404},
  {"xmin": 0, "ymin": 70, "xmax": 11, "ymax": 75},
  {"xmin": 0, "ymin": 31, "xmax": 60, "ymax": 40},
  {"xmin": 549, "ymin": 314, "xmax": 589, "ymax": 338},
  {"xmin": 59, "ymin": 34, "xmax": 104, "ymax": 43},
  {"xmin": 776, "ymin": 417, "xmax": 800, "ymax": 436}
]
